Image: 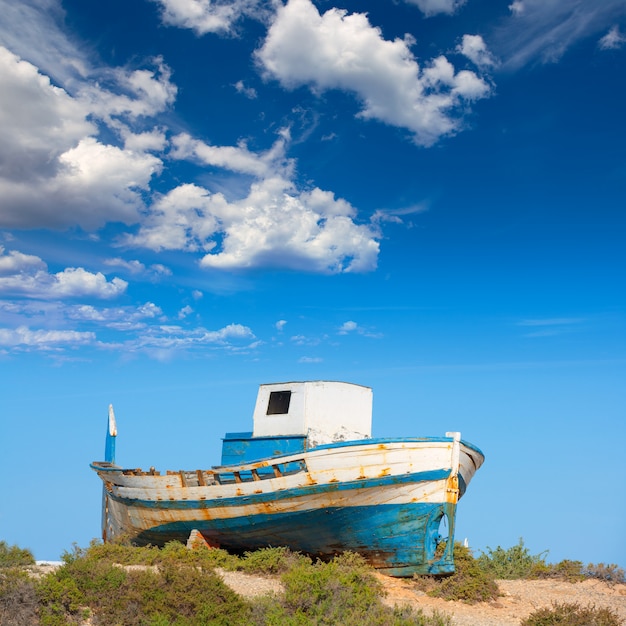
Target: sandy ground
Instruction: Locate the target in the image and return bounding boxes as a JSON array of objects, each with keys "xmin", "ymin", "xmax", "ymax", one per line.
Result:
[{"xmin": 374, "ymin": 575, "xmax": 626, "ymax": 625}]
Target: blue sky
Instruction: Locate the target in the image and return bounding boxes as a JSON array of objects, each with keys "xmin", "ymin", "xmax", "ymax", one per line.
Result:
[{"xmin": 1, "ymin": 0, "xmax": 625, "ymax": 567}]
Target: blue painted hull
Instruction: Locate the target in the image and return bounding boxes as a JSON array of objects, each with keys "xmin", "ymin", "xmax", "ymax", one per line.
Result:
[{"xmin": 131, "ymin": 501, "xmax": 456, "ymax": 576}]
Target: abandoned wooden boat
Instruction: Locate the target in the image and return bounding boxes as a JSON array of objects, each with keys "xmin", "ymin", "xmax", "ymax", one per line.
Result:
[{"xmin": 91, "ymin": 381, "xmax": 484, "ymax": 576}]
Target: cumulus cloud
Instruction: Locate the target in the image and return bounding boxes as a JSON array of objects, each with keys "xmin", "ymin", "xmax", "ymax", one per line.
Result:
[
  {"xmin": 457, "ymin": 35, "xmax": 498, "ymax": 68},
  {"xmin": 0, "ymin": 47, "xmax": 165, "ymax": 229},
  {"xmin": 275, "ymin": 319, "xmax": 287, "ymax": 331},
  {"xmin": 78, "ymin": 59, "xmax": 177, "ymax": 122},
  {"xmin": 256, "ymin": 0, "xmax": 491, "ymax": 146},
  {"xmin": 129, "ymin": 135, "xmax": 380, "ymax": 273},
  {"xmin": 66, "ymin": 302, "xmax": 163, "ymax": 330},
  {"xmin": 0, "ymin": 247, "xmax": 127, "ymax": 299},
  {"xmin": 599, "ymin": 25, "xmax": 626, "ymax": 50},
  {"xmin": 150, "ymin": 0, "xmax": 267, "ymax": 35},
  {"xmin": 404, "ymin": 0, "xmax": 467, "ymax": 17}
]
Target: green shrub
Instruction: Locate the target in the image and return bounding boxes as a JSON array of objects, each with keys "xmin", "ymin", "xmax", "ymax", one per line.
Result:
[
  {"xmin": 0, "ymin": 540, "xmax": 36, "ymax": 567},
  {"xmin": 37, "ymin": 569, "xmax": 85, "ymax": 625},
  {"xmin": 583, "ymin": 563, "xmax": 626, "ymax": 584},
  {"xmin": 530, "ymin": 559, "xmax": 585, "ymax": 582},
  {"xmin": 0, "ymin": 568, "xmax": 39, "ymax": 626},
  {"xmin": 258, "ymin": 551, "xmax": 452, "ymax": 625},
  {"xmin": 38, "ymin": 549, "xmax": 251, "ymax": 626},
  {"xmin": 476, "ymin": 538, "xmax": 548, "ymax": 579},
  {"xmin": 240, "ymin": 546, "xmax": 309, "ymax": 575},
  {"xmin": 521, "ymin": 601, "xmax": 624, "ymax": 626},
  {"xmin": 418, "ymin": 543, "xmax": 500, "ymax": 603}
]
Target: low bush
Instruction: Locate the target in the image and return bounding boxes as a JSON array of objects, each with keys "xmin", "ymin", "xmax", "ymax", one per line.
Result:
[
  {"xmin": 521, "ymin": 601, "xmax": 624, "ymax": 626},
  {"xmin": 0, "ymin": 540, "xmax": 36, "ymax": 567},
  {"xmin": 414, "ymin": 543, "xmax": 500, "ymax": 604},
  {"xmin": 0, "ymin": 567, "xmax": 39, "ymax": 626},
  {"xmin": 239, "ymin": 546, "xmax": 309, "ymax": 575},
  {"xmin": 583, "ymin": 563, "xmax": 626, "ymax": 584},
  {"xmin": 476, "ymin": 538, "xmax": 548, "ymax": 579},
  {"xmin": 251, "ymin": 551, "xmax": 452, "ymax": 625},
  {"xmin": 38, "ymin": 550, "xmax": 250, "ymax": 625}
]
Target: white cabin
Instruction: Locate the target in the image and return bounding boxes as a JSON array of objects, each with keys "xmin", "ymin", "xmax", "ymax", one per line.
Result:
[{"xmin": 252, "ymin": 381, "xmax": 372, "ymax": 446}]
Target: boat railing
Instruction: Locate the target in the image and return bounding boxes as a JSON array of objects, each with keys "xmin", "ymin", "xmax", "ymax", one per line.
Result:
[
  {"xmin": 214, "ymin": 459, "xmax": 307, "ymax": 485},
  {"xmin": 92, "ymin": 456, "xmax": 309, "ymax": 487}
]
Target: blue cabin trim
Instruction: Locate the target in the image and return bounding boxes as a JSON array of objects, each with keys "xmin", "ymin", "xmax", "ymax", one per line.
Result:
[{"xmin": 221, "ymin": 432, "xmax": 307, "ymax": 465}]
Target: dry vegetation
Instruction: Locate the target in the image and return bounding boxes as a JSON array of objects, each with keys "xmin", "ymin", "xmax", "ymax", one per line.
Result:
[{"xmin": 1, "ymin": 539, "xmax": 624, "ymax": 626}]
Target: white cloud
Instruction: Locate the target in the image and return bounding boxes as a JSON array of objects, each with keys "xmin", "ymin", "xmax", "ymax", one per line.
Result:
[
  {"xmin": 129, "ymin": 134, "xmax": 381, "ymax": 273},
  {"xmin": 495, "ymin": 0, "xmax": 626, "ymax": 68},
  {"xmin": 171, "ymin": 132, "xmax": 287, "ymax": 178},
  {"xmin": 234, "ymin": 80, "xmax": 257, "ymax": 99},
  {"xmin": 103, "ymin": 258, "xmax": 147, "ymax": 275},
  {"xmin": 67, "ymin": 302, "xmax": 163, "ymax": 329},
  {"xmin": 104, "ymin": 258, "xmax": 172, "ymax": 279},
  {"xmin": 0, "ymin": 247, "xmax": 127, "ymax": 299},
  {"xmin": 0, "ymin": 296, "xmax": 259, "ymax": 356},
  {"xmin": 114, "ymin": 322, "xmax": 258, "ymax": 359},
  {"xmin": 338, "ymin": 320, "xmax": 358, "ymax": 334},
  {"xmin": 178, "ymin": 305, "xmax": 193, "ymax": 319},
  {"xmin": 0, "ymin": 247, "xmax": 46, "ymax": 275},
  {"xmin": 256, "ymin": 0, "xmax": 491, "ymax": 146},
  {"xmin": 122, "ymin": 129, "xmax": 168, "ymax": 152},
  {"xmin": 0, "ymin": 47, "xmax": 165, "ymax": 230},
  {"xmin": 150, "ymin": 0, "xmax": 266, "ymax": 35},
  {"xmin": 457, "ymin": 35, "xmax": 498, "ymax": 68},
  {"xmin": 403, "ymin": 0, "xmax": 467, "ymax": 17},
  {"xmin": 199, "ymin": 183, "xmax": 380, "ymax": 273},
  {"xmin": 275, "ymin": 319, "xmax": 287, "ymax": 331},
  {"xmin": 599, "ymin": 25, "xmax": 626, "ymax": 50},
  {"xmin": 298, "ymin": 356, "xmax": 322, "ymax": 363},
  {"xmin": 337, "ymin": 319, "xmax": 382, "ymax": 338},
  {"xmin": 290, "ymin": 334, "xmax": 321, "ymax": 346},
  {"xmin": 78, "ymin": 59, "xmax": 177, "ymax": 122},
  {"xmin": 0, "ymin": 326, "xmax": 95, "ymax": 348},
  {"xmin": 0, "ymin": 0, "xmax": 90, "ymax": 86}
]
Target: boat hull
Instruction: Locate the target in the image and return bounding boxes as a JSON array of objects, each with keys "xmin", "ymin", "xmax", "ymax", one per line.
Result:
[{"xmin": 92, "ymin": 437, "xmax": 484, "ymax": 576}]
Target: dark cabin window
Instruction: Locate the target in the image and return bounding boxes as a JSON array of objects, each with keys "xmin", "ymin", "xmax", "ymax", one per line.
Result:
[{"xmin": 267, "ymin": 391, "xmax": 291, "ymax": 415}]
